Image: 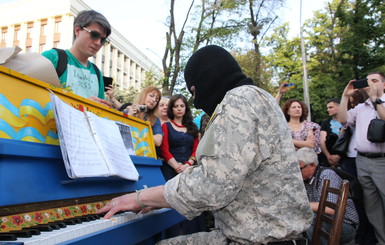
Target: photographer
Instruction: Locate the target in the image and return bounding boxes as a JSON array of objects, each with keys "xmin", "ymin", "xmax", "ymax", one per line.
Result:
[
  {"xmin": 338, "ymin": 72, "xmax": 385, "ymax": 244},
  {"xmin": 108, "ymin": 86, "xmax": 163, "ymax": 147}
]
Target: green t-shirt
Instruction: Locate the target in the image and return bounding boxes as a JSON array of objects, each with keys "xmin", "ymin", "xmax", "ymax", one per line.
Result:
[{"xmin": 42, "ymin": 49, "xmax": 105, "ymax": 99}]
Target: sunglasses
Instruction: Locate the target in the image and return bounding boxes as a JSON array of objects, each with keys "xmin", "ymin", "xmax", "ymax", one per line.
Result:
[{"xmin": 82, "ymin": 27, "xmax": 110, "ymax": 45}]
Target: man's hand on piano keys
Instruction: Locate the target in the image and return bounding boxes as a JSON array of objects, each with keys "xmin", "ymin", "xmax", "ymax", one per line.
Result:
[
  {"xmin": 96, "ymin": 193, "xmax": 144, "ymax": 219},
  {"xmin": 96, "ymin": 186, "xmax": 171, "ymax": 219}
]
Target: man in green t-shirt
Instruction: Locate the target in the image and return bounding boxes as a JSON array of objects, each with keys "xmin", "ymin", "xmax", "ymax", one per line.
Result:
[{"xmin": 42, "ymin": 10, "xmax": 111, "ymax": 106}]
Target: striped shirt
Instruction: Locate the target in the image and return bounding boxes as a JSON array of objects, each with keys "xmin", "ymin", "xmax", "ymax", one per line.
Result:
[{"xmin": 305, "ymin": 168, "xmax": 359, "ymax": 226}]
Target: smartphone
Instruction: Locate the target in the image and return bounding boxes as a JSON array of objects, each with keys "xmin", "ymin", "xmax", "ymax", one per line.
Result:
[
  {"xmin": 283, "ymin": 83, "xmax": 295, "ymax": 90},
  {"xmin": 353, "ymin": 78, "xmax": 368, "ymax": 89},
  {"xmin": 103, "ymin": 76, "xmax": 113, "ymax": 91}
]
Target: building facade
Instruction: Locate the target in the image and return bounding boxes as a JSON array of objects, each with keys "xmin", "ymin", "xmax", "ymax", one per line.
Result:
[{"xmin": 0, "ymin": 0, "xmax": 161, "ymax": 91}]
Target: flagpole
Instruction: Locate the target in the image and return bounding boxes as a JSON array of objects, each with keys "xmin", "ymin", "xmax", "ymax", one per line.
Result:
[{"xmin": 300, "ymin": 0, "xmax": 311, "ymax": 121}]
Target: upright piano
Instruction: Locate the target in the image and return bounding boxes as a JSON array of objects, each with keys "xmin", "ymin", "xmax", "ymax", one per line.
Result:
[{"xmin": 0, "ymin": 66, "xmax": 184, "ymax": 244}]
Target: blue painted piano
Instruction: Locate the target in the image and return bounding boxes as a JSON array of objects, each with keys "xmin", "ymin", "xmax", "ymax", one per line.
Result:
[{"xmin": 0, "ymin": 66, "xmax": 184, "ymax": 244}]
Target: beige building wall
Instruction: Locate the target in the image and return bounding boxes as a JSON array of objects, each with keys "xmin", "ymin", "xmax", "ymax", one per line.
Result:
[{"xmin": 0, "ymin": 0, "xmax": 161, "ymax": 92}]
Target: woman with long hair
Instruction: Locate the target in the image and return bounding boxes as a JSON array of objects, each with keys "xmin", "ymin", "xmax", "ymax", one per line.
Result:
[
  {"xmin": 282, "ymin": 99, "xmax": 321, "ymax": 153},
  {"xmin": 128, "ymin": 86, "xmax": 163, "ymax": 146},
  {"xmin": 160, "ymin": 94, "xmax": 199, "ymax": 180}
]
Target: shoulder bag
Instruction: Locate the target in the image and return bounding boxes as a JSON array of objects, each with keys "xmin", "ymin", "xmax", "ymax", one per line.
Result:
[
  {"xmin": 367, "ymin": 118, "xmax": 385, "ymax": 143},
  {"xmin": 331, "ymin": 126, "xmax": 352, "ymax": 155}
]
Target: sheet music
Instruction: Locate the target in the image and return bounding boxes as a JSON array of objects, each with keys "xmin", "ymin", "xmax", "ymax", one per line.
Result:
[
  {"xmin": 50, "ymin": 94, "xmax": 111, "ymax": 178},
  {"xmin": 85, "ymin": 112, "xmax": 139, "ymax": 181},
  {"xmin": 116, "ymin": 121, "xmax": 135, "ymax": 155}
]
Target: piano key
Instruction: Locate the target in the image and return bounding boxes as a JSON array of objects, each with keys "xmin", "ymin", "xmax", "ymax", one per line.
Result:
[
  {"xmin": 21, "ymin": 228, "xmax": 41, "ymax": 236},
  {"xmin": 0, "ymin": 233, "xmax": 17, "ymax": 241},
  {"xmin": 55, "ymin": 222, "xmax": 67, "ymax": 229},
  {"xmin": 63, "ymin": 219, "xmax": 77, "ymax": 225},
  {"xmin": 8, "ymin": 230, "xmax": 33, "ymax": 238},
  {"xmin": 0, "ymin": 210, "xmax": 156, "ymax": 244},
  {"xmin": 34, "ymin": 225, "xmax": 53, "ymax": 232}
]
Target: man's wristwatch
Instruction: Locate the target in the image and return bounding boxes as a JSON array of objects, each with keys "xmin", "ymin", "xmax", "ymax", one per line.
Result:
[{"xmin": 372, "ymin": 98, "xmax": 383, "ymax": 110}]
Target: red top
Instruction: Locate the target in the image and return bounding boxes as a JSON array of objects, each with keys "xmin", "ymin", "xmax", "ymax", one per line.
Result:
[{"xmin": 160, "ymin": 122, "xmax": 199, "ymax": 162}]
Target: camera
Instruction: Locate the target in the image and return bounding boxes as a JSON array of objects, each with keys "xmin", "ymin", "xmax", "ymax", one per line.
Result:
[
  {"xmin": 137, "ymin": 105, "xmax": 147, "ymax": 112},
  {"xmin": 353, "ymin": 78, "xmax": 368, "ymax": 89}
]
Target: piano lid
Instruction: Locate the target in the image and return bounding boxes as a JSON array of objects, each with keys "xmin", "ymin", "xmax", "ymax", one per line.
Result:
[{"xmin": 0, "ymin": 65, "xmax": 156, "ymax": 158}]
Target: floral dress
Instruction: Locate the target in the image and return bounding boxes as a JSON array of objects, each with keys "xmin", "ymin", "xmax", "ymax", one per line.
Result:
[{"xmin": 291, "ymin": 121, "xmax": 321, "ymax": 153}]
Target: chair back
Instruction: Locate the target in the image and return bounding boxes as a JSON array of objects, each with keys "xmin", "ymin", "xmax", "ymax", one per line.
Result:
[{"xmin": 312, "ymin": 179, "xmax": 350, "ymax": 245}]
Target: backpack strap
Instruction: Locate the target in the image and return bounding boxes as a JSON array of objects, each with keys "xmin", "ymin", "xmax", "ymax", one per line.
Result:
[
  {"xmin": 92, "ymin": 63, "xmax": 101, "ymax": 83},
  {"xmin": 53, "ymin": 48, "xmax": 101, "ymax": 83},
  {"xmin": 53, "ymin": 48, "xmax": 67, "ymax": 78}
]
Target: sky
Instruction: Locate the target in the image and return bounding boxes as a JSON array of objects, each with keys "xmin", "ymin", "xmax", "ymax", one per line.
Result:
[
  {"xmin": 82, "ymin": 0, "xmax": 330, "ymax": 65},
  {"xmin": 0, "ymin": 0, "xmax": 330, "ymax": 65}
]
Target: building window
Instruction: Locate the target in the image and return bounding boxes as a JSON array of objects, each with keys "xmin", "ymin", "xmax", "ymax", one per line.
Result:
[
  {"xmin": 1, "ymin": 27, "xmax": 7, "ymax": 47},
  {"xmin": 54, "ymin": 16, "xmax": 62, "ymax": 33},
  {"xmin": 13, "ymin": 25, "xmax": 20, "ymax": 46},
  {"xmin": 26, "ymin": 22, "xmax": 33, "ymax": 39},
  {"xmin": 14, "ymin": 25, "xmax": 20, "ymax": 40},
  {"xmin": 39, "ymin": 43, "xmax": 45, "ymax": 53},
  {"xmin": 25, "ymin": 22, "xmax": 33, "ymax": 50},
  {"xmin": 39, "ymin": 19, "xmax": 47, "ymax": 50},
  {"xmin": 40, "ymin": 19, "xmax": 47, "ymax": 36}
]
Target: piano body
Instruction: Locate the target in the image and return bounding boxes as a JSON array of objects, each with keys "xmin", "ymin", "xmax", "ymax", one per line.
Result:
[{"xmin": 0, "ymin": 66, "xmax": 184, "ymax": 244}]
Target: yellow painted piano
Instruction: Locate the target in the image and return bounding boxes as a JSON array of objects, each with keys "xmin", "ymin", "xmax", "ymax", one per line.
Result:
[{"xmin": 0, "ymin": 66, "xmax": 184, "ymax": 244}]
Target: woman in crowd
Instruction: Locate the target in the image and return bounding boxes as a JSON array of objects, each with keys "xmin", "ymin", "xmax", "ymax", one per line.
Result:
[
  {"xmin": 160, "ymin": 94, "xmax": 199, "ymax": 180},
  {"xmin": 127, "ymin": 86, "xmax": 163, "ymax": 147},
  {"xmin": 158, "ymin": 96, "xmax": 170, "ymax": 125},
  {"xmin": 156, "ymin": 96, "xmax": 170, "ymax": 159},
  {"xmin": 282, "ymin": 99, "xmax": 321, "ymax": 153}
]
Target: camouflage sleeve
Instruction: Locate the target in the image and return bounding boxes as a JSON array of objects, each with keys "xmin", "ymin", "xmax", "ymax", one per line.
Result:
[{"xmin": 164, "ymin": 90, "xmax": 261, "ymax": 219}]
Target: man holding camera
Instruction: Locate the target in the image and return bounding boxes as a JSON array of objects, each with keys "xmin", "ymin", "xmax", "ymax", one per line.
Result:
[{"xmin": 338, "ymin": 71, "xmax": 385, "ymax": 244}]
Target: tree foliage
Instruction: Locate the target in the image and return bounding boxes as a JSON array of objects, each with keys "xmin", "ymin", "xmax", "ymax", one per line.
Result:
[
  {"xmin": 140, "ymin": 0, "xmax": 385, "ymax": 123},
  {"xmin": 263, "ymin": 0, "xmax": 385, "ymax": 123}
]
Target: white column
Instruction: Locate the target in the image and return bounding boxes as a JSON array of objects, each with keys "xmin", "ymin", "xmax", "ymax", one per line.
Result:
[
  {"xmin": 60, "ymin": 14, "xmax": 74, "ymax": 49},
  {"xmin": 44, "ymin": 17, "xmax": 55, "ymax": 51},
  {"xmin": 103, "ymin": 44, "xmax": 111, "ymax": 77},
  {"xmin": 7, "ymin": 25, "xmax": 15, "ymax": 48},
  {"xmin": 111, "ymin": 47, "xmax": 118, "ymax": 85},
  {"xmin": 18, "ymin": 23, "xmax": 27, "ymax": 52}
]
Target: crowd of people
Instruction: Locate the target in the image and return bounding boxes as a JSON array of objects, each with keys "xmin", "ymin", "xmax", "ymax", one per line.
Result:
[
  {"xmin": 275, "ymin": 79, "xmax": 382, "ymax": 245},
  {"xmin": 40, "ymin": 9, "xmax": 384, "ymax": 245}
]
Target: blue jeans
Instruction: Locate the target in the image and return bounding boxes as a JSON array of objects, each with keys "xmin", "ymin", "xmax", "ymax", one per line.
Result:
[{"xmin": 306, "ymin": 222, "xmax": 356, "ymax": 245}]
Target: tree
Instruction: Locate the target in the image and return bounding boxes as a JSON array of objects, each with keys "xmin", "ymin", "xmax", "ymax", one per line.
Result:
[{"xmin": 161, "ymin": 0, "xmax": 195, "ymax": 96}]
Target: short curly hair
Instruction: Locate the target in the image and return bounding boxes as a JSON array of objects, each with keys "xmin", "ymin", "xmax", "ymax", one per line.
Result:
[{"xmin": 282, "ymin": 99, "xmax": 308, "ymax": 122}]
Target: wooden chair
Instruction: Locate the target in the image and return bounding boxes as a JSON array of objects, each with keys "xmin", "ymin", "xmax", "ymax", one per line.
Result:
[{"xmin": 312, "ymin": 179, "xmax": 350, "ymax": 245}]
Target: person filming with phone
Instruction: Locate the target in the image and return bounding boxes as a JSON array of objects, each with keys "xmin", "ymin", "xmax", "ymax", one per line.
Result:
[{"xmin": 338, "ymin": 71, "xmax": 385, "ymax": 245}]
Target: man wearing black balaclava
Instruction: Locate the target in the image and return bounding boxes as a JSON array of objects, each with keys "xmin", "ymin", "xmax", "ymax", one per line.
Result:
[{"xmin": 98, "ymin": 45, "xmax": 313, "ymax": 244}]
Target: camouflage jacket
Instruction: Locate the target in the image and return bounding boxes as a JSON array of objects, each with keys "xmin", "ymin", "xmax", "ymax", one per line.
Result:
[{"xmin": 164, "ymin": 85, "xmax": 313, "ymax": 244}]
